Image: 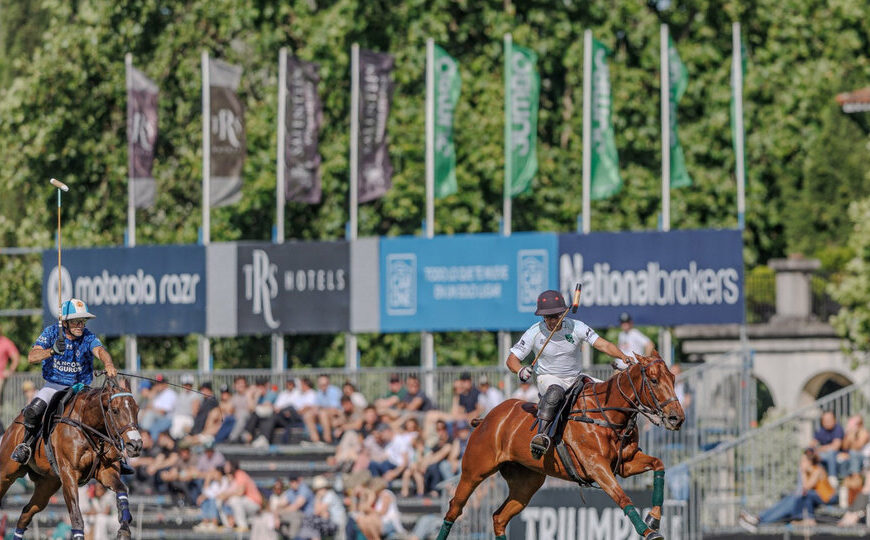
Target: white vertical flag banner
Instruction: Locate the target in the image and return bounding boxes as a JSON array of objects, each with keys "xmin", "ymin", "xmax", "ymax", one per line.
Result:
[{"xmin": 126, "ymin": 62, "xmax": 158, "ymax": 208}]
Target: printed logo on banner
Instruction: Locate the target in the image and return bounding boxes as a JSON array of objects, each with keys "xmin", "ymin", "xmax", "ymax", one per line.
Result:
[
  {"xmin": 45, "ymin": 266, "xmax": 73, "ymax": 318},
  {"xmin": 242, "ymin": 249, "xmax": 280, "ymax": 329},
  {"xmin": 386, "ymin": 254, "xmax": 416, "ymax": 316},
  {"xmin": 517, "ymin": 249, "xmax": 547, "ymax": 312}
]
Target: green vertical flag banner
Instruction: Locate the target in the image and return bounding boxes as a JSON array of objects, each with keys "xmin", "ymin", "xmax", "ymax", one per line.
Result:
[
  {"xmin": 730, "ymin": 34, "xmax": 747, "ymax": 181},
  {"xmin": 590, "ymin": 38, "xmax": 622, "ymax": 200},
  {"xmin": 667, "ymin": 36, "xmax": 692, "ymax": 188},
  {"xmin": 433, "ymin": 44, "xmax": 461, "ymax": 198},
  {"xmin": 505, "ymin": 42, "xmax": 540, "ymax": 197}
]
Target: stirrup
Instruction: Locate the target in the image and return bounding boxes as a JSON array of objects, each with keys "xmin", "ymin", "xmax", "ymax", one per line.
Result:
[
  {"xmin": 11, "ymin": 443, "xmax": 32, "ymax": 464},
  {"xmin": 530, "ymin": 433, "xmax": 551, "ymax": 459}
]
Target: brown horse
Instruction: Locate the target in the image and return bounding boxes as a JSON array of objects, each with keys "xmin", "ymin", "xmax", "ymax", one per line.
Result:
[
  {"xmin": 0, "ymin": 377, "xmax": 142, "ymax": 539},
  {"xmin": 437, "ymin": 352, "xmax": 684, "ymax": 540}
]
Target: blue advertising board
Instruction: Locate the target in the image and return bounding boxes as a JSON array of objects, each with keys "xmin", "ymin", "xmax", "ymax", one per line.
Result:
[
  {"xmin": 559, "ymin": 229, "xmax": 744, "ymax": 327},
  {"xmin": 379, "ymin": 233, "xmax": 558, "ymax": 332},
  {"xmin": 42, "ymin": 245, "xmax": 206, "ymax": 336}
]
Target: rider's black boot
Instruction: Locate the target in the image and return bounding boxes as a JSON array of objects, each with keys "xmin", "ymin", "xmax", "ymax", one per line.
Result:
[
  {"xmin": 530, "ymin": 385, "xmax": 565, "ymax": 459},
  {"xmin": 12, "ymin": 397, "xmax": 47, "ymax": 463},
  {"xmin": 119, "ymin": 460, "xmax": 135, "ymax": 475}
]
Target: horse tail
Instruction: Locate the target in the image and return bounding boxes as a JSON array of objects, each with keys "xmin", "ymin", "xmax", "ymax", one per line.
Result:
[{"xmin": 471, "ymin": 418, "xmax": 483, "ymax": 428}]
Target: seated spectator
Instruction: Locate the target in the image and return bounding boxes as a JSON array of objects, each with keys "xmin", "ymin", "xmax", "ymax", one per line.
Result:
[
  {"xmin": 180, "ymin": 383, "xmax": 224, "ymax": 447},
  {"xmin": 355, "ymin": 477, "xmax": 406, "ymax": 540},
  {"xmin": 195, "ymin": 439, "xmax": 226, "ymax": 476},
  {"xmin": 228, "ymin": 376, "xmax": 252, "ymax": 443},
  {"xmin": 477, "ymin": 376, "xmax": 505, "ymax": 415},
  {"xmin": 306, "ymin": 475, "xmax": 345, "ymax": 539},
  {"xmin": 276, "ymin": 474, "xmax": 315, "ymax": 539},
  {"xmin": 216, "ymin": 459, "xmax": 263, "ymax": 533},
  {"xmin": 80, "ymin": 482, "xmax": 118, "ymax": 540},
  {"xmin": 811, "ymin": 410, "xmax": 844, "ymax": 478},
  {"xmin": 194, "ymin": 466, "xmax": 233, "ymax": 532},
  {"xmin": 375, "ymin": 375, "xmax": 408, "ymax": 418},
  {"xmin": 740, "ymin": 447, "xmax": 838, "ymax": 530},
  {"xmin": 142, "ymin": 431, "xmax": 179, "ymax": 495},
  {"xmin": 838, "ymin": 468, "xmax": 870, "ymax": 526},
  {"xmin": 258, "ymin": 378, "xmax": 304, "ymax": 445},
  {"xmin": 304, "ymin": 374, "xmax": 343, "ymax": 444},
  {"xmin": 169, "ymin": 375, "xmax": 200, "ymax": 440},
  {"xmin": 343, "ymin": 380, "xmax": 368, "ymax": 410},
  {"xmin": 401, "ymin": 432, "xmax": 427, "ymax": 497},
  {"xmin": 332, "ymin": 395, "xmax": 364, "ymax": 441},
  {"xmin": 332, "ymin": 405, "xmax": 382, "ymax": 473},
  {"xmin": 160, "ymin": 444, "xmax": 199, "ymax": 505},
  {"xmin": 139, "ymin": 375, "xmax": 177, "ymax": 440},
  {"xmin": 366, "ymin": 423, "xmax": 412, "ymax": 483},
  {"xmin": 511, "ymin": 380, "xmax": 538, "ymax": 402},
  {"xmin": 837, "ymin": 415, "xmax": 869, "ymax": 478},
  {"xmin": 423, "ymin": 374, "xmax": 482, "ymax": 440},
  {"xmin": 241, "ymin": 378, "xmax": 278, "ymax": 445},
  {"xmin": 399, "ymin": 375, "xmax": 434, "ymax": 417}
]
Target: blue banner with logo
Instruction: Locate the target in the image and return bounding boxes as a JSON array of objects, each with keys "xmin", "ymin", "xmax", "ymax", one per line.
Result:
[
  {"xmin": 380, "ymin": 233, "xmax": 558, "ymax": 332},
  {"xmin": 42, "ymin": 245, "xmax": 206, "ymax": 336},
  {"xmin": 559, "ymin": 229, "xmax": 744, "ymax": 327}
]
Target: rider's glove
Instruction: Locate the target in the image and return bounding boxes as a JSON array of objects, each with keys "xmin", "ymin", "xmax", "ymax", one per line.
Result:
[
  {"xmin": 611, "ymin": 357, "xmax": 630, "ymax": 371},
  {"xmin": 517, "ymin": 366, "xmax": 533, "ymax": 383},
  {"xmin": 52, "ymin": 335, "xmax": 66, "ymax": 355}
]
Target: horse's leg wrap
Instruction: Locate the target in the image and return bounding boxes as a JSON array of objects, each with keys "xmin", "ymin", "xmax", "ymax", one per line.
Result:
[
  {"xmin": 644, "ymin": 470, "xmax": 665, "ymax": 530},
  {"xmin": 13, "ymin": 528, "xmax": 26, "ymax": 540},
  {"xmin": 71, "ymin": 529, "xmax": 85, "ymax": 540},
  {"xmin": 624, "ymin": 505, "xmax": 648, "ymax": 535},
  {"xmin": 435, "ymin": 520, "xmax": 454, "ymax": 540},
  {"xmin": 496, "ymin": 536, "xmax": 507, "ymax": 540},
  {"xmin": 117, "ymin": 491, "xmax": 132, "ymax": 523}
]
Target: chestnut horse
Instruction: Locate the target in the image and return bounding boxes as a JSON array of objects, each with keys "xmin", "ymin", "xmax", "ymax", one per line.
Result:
[
  {"xmin": 437, "ymin": 353, "xmax": 685, "ymax": 540},
  {"xmin": 0, "ymin": 377, "xmax": 142, "ymax": 539}
]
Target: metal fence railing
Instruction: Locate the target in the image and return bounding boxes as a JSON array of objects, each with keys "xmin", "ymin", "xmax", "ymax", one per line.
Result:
[
  {"xmin": 745, "ymin": 269, "xmax": 776, "ymax": 324},
  {"xmin": 680, "ymin": 379, "xmax": 870, "ymax": 539}
]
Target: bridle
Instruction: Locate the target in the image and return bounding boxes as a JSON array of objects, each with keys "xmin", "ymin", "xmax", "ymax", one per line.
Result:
[
  {"xmin": 98, "ymin": 377, "xmax": 139, "ymax": 457},
  {"xmin": 615, "ymin": 359, "xmax": 680, "ymax": 427}
]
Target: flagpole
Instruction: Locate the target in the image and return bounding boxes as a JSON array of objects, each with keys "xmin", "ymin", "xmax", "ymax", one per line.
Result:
[
  {"xmin": 346, "ymin": 43, "xmax": 360, "ymax": 372},
  {"xmin": 199, "ymin": 50, "xmax": 211, "ymax": 372},
  {"xmin": 733, "ymin": 22, "xmax": 746, "ymax": 230},
  {"xmin": 498, "ymin": 34, "xmax": 513, "ymax": 368},
  {"xmin": 659, "ymin": 25, "xmax": 672, "ymax": 365},
  {"xmin": 580, "ymin": 30, "xmax": 593, "ymax": 369},
  {"xmin": 272, "ymin": 47, "xmax": 288, "ymax": 373},
  {"xmin": 422, "ymin": 39, "xmax": 435, "ymax": 389},
  {"xmin": 124, "ymin": 52, "xmax": 139, "ymax": 375},
  {"xmin": 660, "ymin": 24, "xmax": 670, "ymax": 233}
]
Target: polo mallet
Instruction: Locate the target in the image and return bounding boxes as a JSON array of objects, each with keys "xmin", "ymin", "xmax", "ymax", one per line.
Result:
[
  {"xmin": 530, "ymin": 283, "xmax": 582, "ymax": 368},
  {"xmin": 50, "ymin": 178, "xmax": 69, "ymax": 343}
]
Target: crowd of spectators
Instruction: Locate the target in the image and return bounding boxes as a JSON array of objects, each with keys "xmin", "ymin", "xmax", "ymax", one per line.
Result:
[
  {"xmin": 740, "ymin": 409, "xmax": 870, "ymax": 531},
  {"xmin": 94, "ymin": 371, "xmax": 514, "ymax": 538}
]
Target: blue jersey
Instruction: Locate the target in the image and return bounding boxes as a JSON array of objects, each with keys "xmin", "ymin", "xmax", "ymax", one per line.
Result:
[{"xmin": 34, "ymin": 325, "xmax": 102, "ymax": 386}]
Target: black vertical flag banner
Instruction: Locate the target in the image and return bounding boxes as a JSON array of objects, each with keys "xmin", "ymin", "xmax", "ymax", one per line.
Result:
[
  {"xmin": 358, "ymin": 49, "xmax": 395, "ymax": 203},
  {"xmin": 209, "ymin": 59, "xmax": 245, "ymax": 207},
  {"xmin": 126, "ymin": 66, "xmax": 158, "ymax": 208},
  {"xmin": 285, "ymin": 57, "xmax": 323, "ymax": 204}
]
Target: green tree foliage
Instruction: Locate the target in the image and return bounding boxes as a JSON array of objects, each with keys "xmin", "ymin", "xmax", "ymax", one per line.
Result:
[
  {"xmin": 0, "ymin": 0, "xmax": 869, "ymax": 367},
  {"xmin": 831, "ymin": 197, "xmax": 870, "ymax": 355}
]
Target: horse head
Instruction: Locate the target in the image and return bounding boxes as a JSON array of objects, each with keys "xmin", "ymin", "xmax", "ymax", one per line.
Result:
[
  {"xmin": 627, "ymin": 351, "xmax": 685, "ymax": 431},
  {"xmin": 101, "ymin": 377, "xmax": 143, "ymax": 457}
]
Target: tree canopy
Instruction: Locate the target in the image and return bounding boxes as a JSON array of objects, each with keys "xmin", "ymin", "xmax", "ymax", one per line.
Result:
[{"xmin": 0, "ymin": 0, "xmax": 868, "ymax": 368}]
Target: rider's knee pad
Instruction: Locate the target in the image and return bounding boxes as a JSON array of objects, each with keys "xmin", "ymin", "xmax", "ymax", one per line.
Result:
[{"xmin": 537, "ymin": 385, "xmax": 565, "ymax": 421}]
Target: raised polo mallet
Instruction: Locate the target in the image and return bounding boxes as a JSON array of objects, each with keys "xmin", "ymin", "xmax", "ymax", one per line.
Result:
[
  {"xmin": 51, "ymin": 178, "xmax": 69, "ymax": 353},
  {"xmin": 530, "ymin": 283, "xmax": 582, "ymax": 368}
]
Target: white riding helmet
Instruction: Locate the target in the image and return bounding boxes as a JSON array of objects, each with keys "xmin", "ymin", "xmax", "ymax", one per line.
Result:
[{"xmin": 60, "ymin": 298, "xmax": 96, "ymax": 321}]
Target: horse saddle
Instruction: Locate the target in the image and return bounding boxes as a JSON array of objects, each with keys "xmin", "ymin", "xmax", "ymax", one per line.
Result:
[
  {"xmin": 39, "ymin": 387, "xmax": 76, "ymax": 475},
  {"xmin": 548, "ymin": 376, "xmax": 593, "ymax": 445}
]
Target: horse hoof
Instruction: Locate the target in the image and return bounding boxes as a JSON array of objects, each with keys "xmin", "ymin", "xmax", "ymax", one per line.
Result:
[
  {"xmin": 116, "ymin": 529, "xmax": 132, "ymax": 539},
  {"xmin": 644, "ymin": 531, "xmax": 664, "ymax": 540},
  {"xmin": 644, "ymin": 513, "xmax": 661, "ymax": 530}
]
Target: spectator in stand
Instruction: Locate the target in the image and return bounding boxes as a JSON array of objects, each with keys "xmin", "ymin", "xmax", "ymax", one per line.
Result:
[
  {"xmin": 331, "ymin": 395, "xmax": 364, "ymax": 442},
  {"xmin": 304, "ymin": 374, "xmax": 342, "ymax": 444},
  {"xmin": 305, "ymin": 475, "xmax": 345, "ymax": 540},
  {"xmin": 477, "ymin": 376, "xmax": 505, "ymax": 415},
  {"xmin": 812, "ymin": 410, "xmax": 845, "ymax": 478},
  {"xmin": 242, "ymin": 378, "xmax": 278, "ymax": 446},
  {"xmin": 333, "ymin": 405, "xmax": 383, "ymax": 473},
  {"xmin": 276, "ymin": 474, "xmax": 315, "ymax": 539},
  {"xmin": 196, "ymin": 440, "xmax": 226, "ymax": 475},
  {"xmin": 838, "ymin": 467, "xmax": 870, "ymax": 526},
  {"xmin": 422, "ymin": 420, "xmax": 455, "ymax": 494},
  {"xmin": 343, "ymin": 381, "xmax": 368, "ymax": 410},
  {"xmin": 194, "ymin": 466, "xmax": 232, "ymax": 532},
  {"xmin": 258, "ymin": 378, "xmax": 304, "ymax": 445},
  {"xmin": 375, "ymin": 375, "xmax": 408, "ymax": 419},
  {"xmin": 511, "ymin": 379, "xmax": 538, "ymax": 402},
  {"xmin": 169, "ymin": 374, "xmax": 200, "ymax": 440},
  {"xmin": 80, "ymin": 482, "xmax": 117, "ymax": 540},
  {"xmin": 21, "ymin": 379, "xmax": 36, "ymax": 403},
  {"xmin": 211, "ymin": 385, "xmax": 237, "ymax": 443},
  {"xmin": 180, "ymin": 382, "xmax": 221, "ymax": 447},
  {"xmin": 401, "ymin": 431, "xmax": 428, "ymax": 497},
  {"xmin": 144, "ymin": 431, "xmax": 179, "ymax": 494},
  {"xmin": 140, "ymin": 375, "xmax": 177, "ymax": 440},
  {"xmin": 740, "ymin": 447, "xmax": 838, "ymax": 530},
  {"xmin": 228, "ymin": 376, "xmax": 252, "ymax": 443},
  {"xmin": 366, "ymin": 423, "xmax": 411, "ymax": 483},
  {"xmin": 454, "ymin": 373, "xmax": 484, "ymax": 424},
  {"xmin": 355, "ymin": 477, "xmax": 406, "ymax": 540},
  {"xmin": 0, "ymin": 323, "xmax": 20, "ymax": 400},
  {"xmin": 617, "ymin": 312, "xmax": 655, "ymax": 359},
  {"xmin": 216, "ymin": 459, "xmax": 263, "ymax": 533},
  {"xmin": 399, "ymin": 375, "xmax": 434, "ymax": 417},
  {"xmin": 161, "ymin": 444, "xmax": 198, "ymax": 506},
  {"xmin": 838, "ymin": 415, "xmax": 870, "ymax": 478}
]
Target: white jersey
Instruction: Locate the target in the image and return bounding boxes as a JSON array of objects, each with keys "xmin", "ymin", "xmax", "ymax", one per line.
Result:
[
  {"xmin": 511, "ymin": 319, "xmax": 600, "ymax": 377},
  {"xmin": 618, "ymin": 328, "xmax": 652, "ymax": 359}
]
